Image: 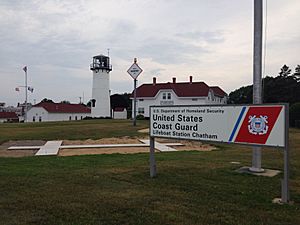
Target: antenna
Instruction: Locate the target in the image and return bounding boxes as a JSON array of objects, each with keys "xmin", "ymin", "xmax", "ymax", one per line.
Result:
[{"xmin": 107, "ymin": 48, "xmax": 110, "ymax": 57}]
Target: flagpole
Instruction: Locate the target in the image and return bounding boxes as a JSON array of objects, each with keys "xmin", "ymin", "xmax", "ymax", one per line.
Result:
[{"xmin": 25, "ymin": 67, "xmax": 28, "ymax": 122}]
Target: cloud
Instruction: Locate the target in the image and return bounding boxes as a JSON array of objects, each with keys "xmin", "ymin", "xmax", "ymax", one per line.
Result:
[
  {"xmin": 0, "ymin": 0, "xmax": 300, "ymax": 106},
  {"xmin": 176, "ymin": 30, "xmax": 225, "ymax": 43},
  {"xmin": 137, "ymin": 37, "xmax": 209, "ymax": 65}
]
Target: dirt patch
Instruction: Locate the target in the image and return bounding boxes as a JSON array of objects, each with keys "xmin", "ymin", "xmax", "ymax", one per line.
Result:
[
  {"xmin": 60, "ymin": 137, "xmax": 151, "ymax": 156},
  {"xmin": 0, "ymin": 140, "xmax": 45, "ymax": 157},
  {"xmin": 59, "ymin": 137, "xmax": 216, "ymax": 156},
  {"xmin": 138, "ymin": 128, "xmax": 149, "ymax": 133},
  {"xmin": 63, "ymin": 137, "xmax": 141, "ymax": 145},
  {"xmin": 171, "ymin": 140, "xmax": 217, "ymax": 151},
  {"xmin": 59, "ymin": 147, "xmax": 152, "ymax": 156},
  {"xmin": 0, "ymin": 138, "xmax": 216, "ymax": 157}
]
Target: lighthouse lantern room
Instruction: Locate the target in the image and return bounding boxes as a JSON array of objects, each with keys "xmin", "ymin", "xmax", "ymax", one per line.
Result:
[{"xmin": 90, "ymin": 54, "xmax": 112, "ymax": 118}]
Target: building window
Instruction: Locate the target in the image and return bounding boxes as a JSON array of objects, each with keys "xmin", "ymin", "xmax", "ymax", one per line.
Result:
[
  {"xmin": 81, "ymin": 116, "xmax": 83, "ymax": 120},
  {"xmin": 33, "ymin": 116, "xmax": 35, "ymax": 122},
  {"xmin": 192, "ymin": 98, "xmax": 197, "ymax": 101},
  {"xmin": 167, "ymin": 93, "xmax": 171, "ymax": 100},
  {"xmin": 138, "ymin": 108, "xmax": 144, "ymax": 114},
  {"xmin": 69, "ymin": 116, "xmax": 72, "ymax": 120},
  {"xmin": 75, "ymin": 116, "xmax": 77, "ymax": 120},
  {"xmin": 162, "ymin": 93, "xmax": 166, "ymax": 100},
  {"xmin": 139, "ymin": 99, "xmax": 144, "ymax": 101},
  {"xmin": 39, "ymin": 116, "xmax": 42, "ymax": 122}
]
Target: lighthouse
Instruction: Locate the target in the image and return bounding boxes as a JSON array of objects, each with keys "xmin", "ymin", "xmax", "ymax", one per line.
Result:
[{"xmin": 90, "ymin": 54, "xmax": 112, "ymax": 117}]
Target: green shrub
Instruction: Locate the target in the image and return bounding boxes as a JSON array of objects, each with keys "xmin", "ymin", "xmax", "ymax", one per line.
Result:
[{"xmin": 136, "ymin": 114, "xmax": 145, "ymax": 120}]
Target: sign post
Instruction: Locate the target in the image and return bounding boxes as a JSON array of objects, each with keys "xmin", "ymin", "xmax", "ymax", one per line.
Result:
[
  {"xmin": 149, "ymin": 104, "xmax": 290, "ymax": 203},
  {"xmin": 149, "ymin": 136, "xmax": 156, "ymax": 177},
  {"xmin": 282, "ymin": 106, "xmax": 290, "ymax": 203},
  {"xmin": 133, "ymin": 78, "xmax": 137, "ymax": 126},
  {"xmin": 127, "ymin": 58, "xmax": 143, "ymax": 126}
]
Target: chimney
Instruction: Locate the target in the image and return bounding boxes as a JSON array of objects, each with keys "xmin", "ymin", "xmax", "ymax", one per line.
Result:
[
  {"xmin": 172, "ymin": 77, "xmax": 176, "ymax": 83},
  {"xmin": 153, "ymin": 77, "xmax": 156, "ymax": 85},
  {"xmin": 189, "ymin": 76, "xmax": 193, "ymax": 84}
]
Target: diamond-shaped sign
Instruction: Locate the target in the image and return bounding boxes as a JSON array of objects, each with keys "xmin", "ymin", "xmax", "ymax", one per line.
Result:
[{"xmin": 127, "ymin": 63, "xmax": 143, "ymax": 79}]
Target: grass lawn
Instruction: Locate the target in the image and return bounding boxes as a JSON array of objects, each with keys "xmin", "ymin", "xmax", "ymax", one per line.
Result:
[
  {"xmin": 0, "ymin": 119, "xmax": 149, "ymax": 144},
  {"xmin": 0, "ymin": 121, "xmax": 299, "ymax": 225}
]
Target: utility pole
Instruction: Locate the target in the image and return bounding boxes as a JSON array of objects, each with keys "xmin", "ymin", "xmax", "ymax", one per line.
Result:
[
  {"xmin": 250, "ymin": 0, "xmax": 264, "ymax": 172},
  {"xmin": 23, "ymin": 66, "xmax": 28, "ymax": 122}
]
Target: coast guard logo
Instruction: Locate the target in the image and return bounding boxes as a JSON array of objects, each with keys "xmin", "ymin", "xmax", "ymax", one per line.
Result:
[{"xmin": 248, "ymin": 115, "xmax": 268, "ymax": 135}]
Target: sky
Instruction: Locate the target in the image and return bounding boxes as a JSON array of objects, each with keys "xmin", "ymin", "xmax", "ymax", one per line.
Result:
[{"xmin": 0, "ymin": 0, "xmax": 299, "ymax": 106}]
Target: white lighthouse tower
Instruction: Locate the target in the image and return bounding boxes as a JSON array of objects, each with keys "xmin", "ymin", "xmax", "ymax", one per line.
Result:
[{"xmin": 90, "ymin": 54, "xmax": 112, "ymax": 117}]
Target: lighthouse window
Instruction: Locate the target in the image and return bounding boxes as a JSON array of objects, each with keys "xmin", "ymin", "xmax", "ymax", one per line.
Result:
[{"xmin": 92, "ymin": 99, "xmax": 96, "ymax": 107}]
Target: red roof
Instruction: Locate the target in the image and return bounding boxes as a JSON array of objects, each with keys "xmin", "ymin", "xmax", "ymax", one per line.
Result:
[
  {"xmin": 34, "ymin": 102, "xmax": 91, "ymax": 113},
  {"xmin": 210, "ymin": 86, "xmax": 227, "ymax": 97},
  {"xmin": 133, "ymin": 81, "xmax": 227, "ymax": 98},
  {"xmin": 114, "ymin": 107, "xmax": 126, "ymax": 112},
  {"xmin": 0, "ymin": 112, "xmax": 19, "ymax": 119}
]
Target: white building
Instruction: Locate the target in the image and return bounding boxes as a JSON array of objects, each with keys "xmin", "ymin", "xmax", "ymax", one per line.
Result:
[
  {"xmin": 90, "ymin": 54, "xmax": 112, "ymax": 118},
  {"xmin": 112, "ymin": 107, "xmax": 127, "ymax": 119},
  {"xmin": 27, "ymin": 102, "xmax": 91, "ymax": 122},
  {"xmin": 131, "ymin": 76, "xmax": 228, "ymax": 118},
  {"xmin": 0, "ymin": 112, "xmax": 19, "ymax": 123}
]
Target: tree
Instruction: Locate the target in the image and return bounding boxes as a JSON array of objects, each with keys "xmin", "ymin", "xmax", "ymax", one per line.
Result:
[
  {"xmin": 228, "ymin": 85, "xmax": 252, "ymax": 104},
  {"xmin": 229, "ymin": 65, "xmax": 300, "ymax": 105},
  {"xmin": 86, "ymin": 100, "xmax": 92, "ymax": 107},
  {"xmin": 293, "ymin": 65, "xmax": 300, "ymax": 81},
  {"xmin": 290, "ymin": 103, "xmax": 300, "ymax": 127},
  {"xmin": 279, "ymin": 64, "xmax": 291, "ymax": 77},
  {"xmin": 41, "ymin": 98, "xmax": 54, "ymax": 103},
  {"xmin": 111, "ymin": 94, "xmax": 132, "ymax": 109}
]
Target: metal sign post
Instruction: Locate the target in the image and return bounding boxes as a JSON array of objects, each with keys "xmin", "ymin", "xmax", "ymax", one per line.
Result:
[
  {"xmin": 127, "ymin": 58, "xmax": 143, "ymax": 126},
  {"xmin": 149, "ymin": 136, "xmax": 156, "ymax": 177},
  {"xmin": 282, "ymin": 105, "xmax": 290, "ymax": 203},
  {"xmin": 133, "ymin": 78, "xmax": 137, "ymax": 126}
]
